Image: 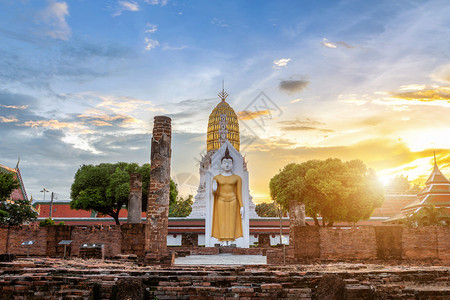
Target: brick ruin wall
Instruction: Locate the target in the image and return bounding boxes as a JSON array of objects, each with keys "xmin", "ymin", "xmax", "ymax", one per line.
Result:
[
  {"xmin": 0, "ymin": 225, "xmax": 136, "ymax": 258},
  {"xmin": 267, "ymin": 226, "xmax": 450, "ymax": 264},
  {"xmin": 1, "ymin": 225, "xmax": 449, "ymax": 263},
  {"xmin": 319, "ymin": 227, "xmax": 377, "ymax": 260},
  {"xmin": 145, "ymin": 116, "xmax": 172, "ymax": 265}
]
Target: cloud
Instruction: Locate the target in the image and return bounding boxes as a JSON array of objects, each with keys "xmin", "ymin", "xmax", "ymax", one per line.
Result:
[
  {"xmin": 279, "ymin": 79, "xmax": 310, "ymax": 94},
  {"xmin": 113, "ymin": 1, "xmax": 140, "ymax": 16},
  {"xmin": 321, "ymin": 38, "xmax": 354, "ymax": 49},
  {"xmin": 162, "ymin": 44, "xmax": 187, "ymax": 51},
  {"xmin": 279, "ymin": 125, "xmax": 334, "ymax": 132},
  {"xmin": 37, "ymin": 1, "xmax": 71, "ymax": 40},
  {"xmin": 0, "ymin": 116, "xmax": 19, "ymax": 123},
  {"xmin": 430, "ymin": 63, "xmax": 450, "ymax": 83},
  {"xmin": 145, "ymin": 23, "xmax": 158, "ymax": 34},
  {"xmin": 144, "ymin": 0, "xmax": 168, "ymax": 6},
  {"xmin": 391, "ymin": 88, "xmax": 450, "ymax": 102},
  {"xmin": 211, "ymin": 18, "xmax": 229, "ymax": 28},
  {"xmin": 238, "ymin": 110, "xmax": 271, "ymax": 121},
  {"xmin": 278, "ymin": 118, "xmax": 325, "ymax": 126},
  {"xmin": 290, "ymin": 98, "xmax": 302, "ymax": 103},
  {"xmin": 340, "ymin": 85, "xmax": 450, "ymax": 109},
  {"xmin": 94, "ymin": 94, "xmax": 163, "ymax": 114},
  {"xmin": 0, "ymin": 104, "xmax": 28, "ymax": 110},
  {"xmin": 21, "ymin": 120, "xmax": 78, "ymax": 130},
  {"xmin": 144, "ymin": 38, "xmax": 159, "ymax": 50},
  {"xmin": 77, "ymin": 113, "xmax": 137, "ymax": 127},
  {"xmin": 277, "ymin": 118, "xmax": 333, "ymax": 132},
  {"xmin": 273, "ymin": 58, "xmax": 291, "ymax": 69}
]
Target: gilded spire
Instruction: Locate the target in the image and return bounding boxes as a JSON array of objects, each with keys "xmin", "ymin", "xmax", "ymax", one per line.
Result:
[
  {"xmin": 207, "ymin": 83, "xmax": 240, "ymax": 153},
  {"xmin": 218, "ymin": 79, "xmax": 229, "ymax": 102},
  {"xmin": 433, "ymin": 151, "xmax": 438, "ymax": 171}
]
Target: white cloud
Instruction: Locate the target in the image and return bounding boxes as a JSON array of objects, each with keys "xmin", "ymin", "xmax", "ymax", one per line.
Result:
[
  {"xmin": 321, "ymin": 38, "xmax": 353, "ymax": 49},
  {"xmin": 113, "ymin": 1, "xmax": 140, "ymax": 17},
  {"xmin": 144, "ymin": 38, "xmax": 159, "ymax": 50},
  {"xmin": 273, "ymin": 58, "xmax": 291, "ymax": 69},
  {"xmin": 321, "ymin": 38, "xmax": 337, "ymax": 48},
  {"xmin": 145, "ymin": 23, "xmax": 158, "ymax": 34},
  {"xmin": 211, "ymin": 18, "xmax": 229, "ymax": 28},
  {"xmin": 162, "ymin": 44, "xmax": 187, "ymax": 51},
  {"xmin": 38, "ymin": 1, "xmax": 71, "ymax": 40},
  {"xmin": 144, "ymin": 0, "xmax": 168, "ymax": 6},
  {"xmin": 430, "ymin": 63, "xmax": 450, "ymax": 83}
]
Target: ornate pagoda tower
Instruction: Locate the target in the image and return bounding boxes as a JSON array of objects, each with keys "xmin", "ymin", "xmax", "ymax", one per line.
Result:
[
  {"xmin": 189, "ymin": 87, "xmax": 258, "ymax": 219},
  {"xmin": 385, "ymin": 153, "xmax": 450, "ymax": 223}
]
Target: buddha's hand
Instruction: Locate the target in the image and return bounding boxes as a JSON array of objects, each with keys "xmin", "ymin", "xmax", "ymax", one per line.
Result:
[
  {"xmin": 240, "ymin": 207, "xmax": 244, "ymax": 219},
  {"xmin": 212, "ymin": 180, "xmax": 217, "ymax": 193}
]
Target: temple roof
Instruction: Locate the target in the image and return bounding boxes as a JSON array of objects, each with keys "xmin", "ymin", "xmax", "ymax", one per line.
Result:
[
  {"xmin": 425, "ymin": 160, "xmax": 450, "ymax": 185},
  {"xmin": 384, "ymin": 155, "xmax": 450, "ymax": 223},
  {"xmin": 0, "ymin": 162, "xmax": 28, "ymax": 202}
]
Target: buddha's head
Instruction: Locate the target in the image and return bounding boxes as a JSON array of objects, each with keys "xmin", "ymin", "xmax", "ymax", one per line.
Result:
[{"xmin": 221, "ymin": 147, "xmax": 233, "ymax": 172}]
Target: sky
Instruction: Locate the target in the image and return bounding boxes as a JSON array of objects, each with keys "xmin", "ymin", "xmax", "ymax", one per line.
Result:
[{"xmin": 0, "ymin": 0, "xmax": 449, "ymax": 203}]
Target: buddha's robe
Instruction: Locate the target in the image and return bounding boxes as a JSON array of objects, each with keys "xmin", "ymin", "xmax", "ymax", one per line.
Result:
[{"xmin": 211, "ymin": 174, "xmax": 243, "ymax": 241}]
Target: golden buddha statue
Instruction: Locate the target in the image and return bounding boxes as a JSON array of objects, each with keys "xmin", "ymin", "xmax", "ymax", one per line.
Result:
[{"xmin": 211, "ymin": 147, "xmax": 244, "ymax": 243}]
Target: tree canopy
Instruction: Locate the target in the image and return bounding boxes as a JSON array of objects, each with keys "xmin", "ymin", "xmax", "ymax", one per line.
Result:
[
  {"xmin": 169, "ymin": 195, "xmax": 193, "ymax": 217},
  {"xmin": 0, "ymin": 171, "xmax": 37, "ymax": 226},
  {"xmin": 255, "ymin": 201, "xmax": 280, "ymax": 217},
  {"xmin": 70, "ymin": 162, "xmax": 178, "ymax": 225},
  {"xmin": 269, "ymin": 158, "xmax": 384, "ymax": 226},
  {"xmin": 0, "ymin": 171, "xmax": 19, "ymax": 201},
  {"xmin": 402, "ymin": 205, "xmax": 449, "ymax": 227},
  {"xmin": 385, "ymin": 175, "xmax": 410, "ymax": 193}
]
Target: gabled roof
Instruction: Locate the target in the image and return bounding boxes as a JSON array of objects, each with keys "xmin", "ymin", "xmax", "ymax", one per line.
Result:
[
  {"xmin": 425, "ymin": 161, "xmax": 450, "ymax": 185},
  {"xmin": 0, "ymin": 162, "xmax": 28, "ymax": 202}
]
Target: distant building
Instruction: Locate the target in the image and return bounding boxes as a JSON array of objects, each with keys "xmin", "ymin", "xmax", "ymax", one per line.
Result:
[
  {"xmin": 384, "ymin": 157, "xmax": 450, "ymax": 224},
  {"xmin": 0, "ymin": 161, "xmax": 28, "ymax": 202}
]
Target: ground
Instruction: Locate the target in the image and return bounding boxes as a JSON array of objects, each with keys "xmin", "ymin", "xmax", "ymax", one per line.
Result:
[{"xmin": 0, "ymin": 256, "xmax": 449, "ymax": 299}]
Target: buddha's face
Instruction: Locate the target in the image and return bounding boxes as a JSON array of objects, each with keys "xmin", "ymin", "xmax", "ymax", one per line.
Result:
[{"xmin": 221, "ymin": 158, "xmax": 233, "ymax": 172}]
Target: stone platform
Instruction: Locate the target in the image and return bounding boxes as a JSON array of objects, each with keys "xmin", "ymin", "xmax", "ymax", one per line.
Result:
[
  {"xmin": 175, "ymin": 253, "xmax": 267, "ymax": 265},
  {"xmin": 0, "ymin": 258, "xmax": 449, "ymax": 299}
]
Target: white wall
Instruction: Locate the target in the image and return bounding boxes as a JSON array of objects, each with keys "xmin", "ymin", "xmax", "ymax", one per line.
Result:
[{"xmin": 167, "ymin": 234, "xmax": 182, "ymax": 246}]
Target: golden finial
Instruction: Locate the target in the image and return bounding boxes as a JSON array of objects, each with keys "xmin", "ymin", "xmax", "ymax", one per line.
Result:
[
  {"xmin": 218, "ymin": 79, "xmax": 229, "ymax": 101},
  {"xmin": 433, "ymin": 151, "xmax": 438, "ymax": 170}
]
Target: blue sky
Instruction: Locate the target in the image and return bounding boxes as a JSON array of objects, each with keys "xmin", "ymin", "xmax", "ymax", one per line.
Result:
[{"xmin": 1, "ymin": 0, "xmax": 449, "ymax": 201}]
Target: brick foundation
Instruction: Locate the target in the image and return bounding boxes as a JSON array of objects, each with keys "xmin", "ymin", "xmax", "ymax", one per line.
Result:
[
  {"xmin": 275, "ymin": 225, "xmax": 450, "ymax": 264},
  {"xmin": 1, "ymin": 259, "xmax": 449, "ymax": 299}
]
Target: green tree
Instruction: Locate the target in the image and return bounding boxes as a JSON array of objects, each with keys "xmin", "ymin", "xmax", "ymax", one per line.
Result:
[
  {"xmin": 0, "ymin": 171, "xmax": 19, "ymax": 201},
  {"xmin": 385, "ymin": 175, "xmax": 410, "ymax": 193},
  {"xmin": 39, "ymin": 217, "xmax": 56, "ymax": 227},
  {"xmin": 0, "ymin": 172, "xmax": 37, "ymax": 226},
  {"xmin": 270, "ymin": 158, "xmax": 384, "ymax": 226},
  {"xmin": 416, "ymin": 205, "xmax": 448, "ymax": 226},
  {"xmin": 70, "ymin": 162, "xmax": 178, "ymax": 225},
  {"xmin": 169, "ymin": 195, "xmax": 193, "ymax": 217},
  {"xmin": 400, "ymin": 213, "xmax": 418, "ymax": 228},
  {"xmin": 255, "ymin": 201, "xmax": 280, "ymax": 217}
]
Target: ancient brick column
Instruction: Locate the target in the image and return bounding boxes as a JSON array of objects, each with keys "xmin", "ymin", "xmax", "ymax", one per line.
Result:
[
  {"xmin": 289, "ymin": 199, "xmax": 306, "ymax": 245},
  {"xmin": 127, "ymin": 173, "xmax": 142, "ymax": 224},
  {"xmin": 145, "ymin": 116, "xmax": 173, "ymax": 264}
]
